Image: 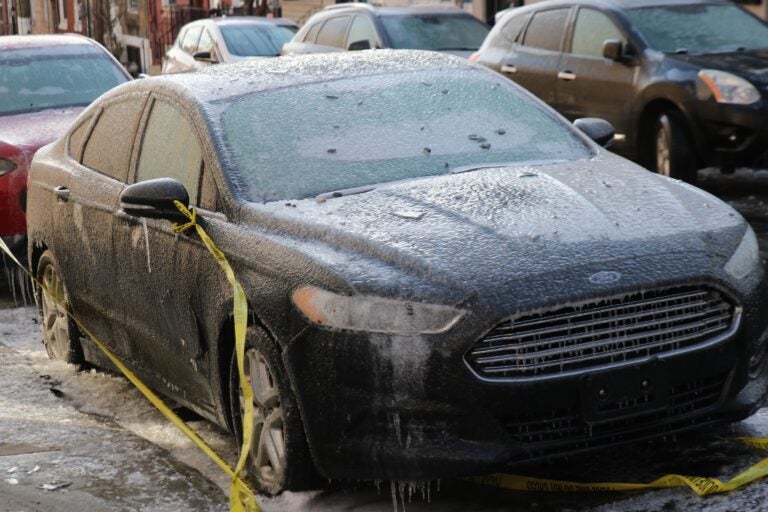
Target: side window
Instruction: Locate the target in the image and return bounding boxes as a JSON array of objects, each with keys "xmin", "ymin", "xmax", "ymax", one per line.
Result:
[
  {"xmin": 197, "ymin": 28, "xmax": 215, "ymax": 55},
  {"xmin": 68, "ymin": 116, "xmax": 93, "ymax": 161},
  {"xmin": 502, "ymin": 13, "xmax": 530, "ymax": 44},
  {"xmin": 346, "ymin": 16, "xmax": 377, "ymax": 50},
  {"xmin": 182, "ymin": 26, "xmax": 203, "ymax": 54},
  {"xmin": 316, "ymin": 16, "xmax": 351, "ymax": 48},
  {"xmin": 571, "ymin": 8, "xmax": 625, "ymax": 58},
  {"xmin": 136, "ymin": 99, "xmax": 203, "ymax": 206},
  {"xmin": 175, "ymin": 28, "xmax": 187, "ymax": 48},
  {"xmin": 303, "ymin": 22, "xmax": 321, "ymax": 43},
  {"xmin": 522, "ymin": 9, "xmax": 569, "ymax": 51},
  {"xmin": 81, "ymin": 96, "xmax": 145, "ymax": 182}
]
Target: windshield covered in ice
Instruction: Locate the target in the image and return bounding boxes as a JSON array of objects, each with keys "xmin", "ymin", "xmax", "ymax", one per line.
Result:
[
  {"xmin": 220, "ymin": 24, "xmax": 297, "ymax": 57},
  {"xmin": 380, "ymin": 13, "xmax": 489, "ymax": 51},
  {"xmin": 0, "ymin": 44, "xmax": 128, "ymax": 116},
  {"xmin": 217, "ymin": 68, "xmax": 592, "ymax": 203},
  {"xmin": 625, "ymin": 4, "xmax": 768, "ymax": 53}
]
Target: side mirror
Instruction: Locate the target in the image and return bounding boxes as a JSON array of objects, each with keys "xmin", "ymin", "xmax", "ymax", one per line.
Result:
[
  {"xmin": 120, "ymin": 178, "xmax": 190, "ymax": 222},
  {"xmin": 602, "ymin": 39, "xmax": 623, "ymax": 61},
  {"xmin": 136, "ymin": 73, "xmax": 151, "ymax": 79},
  {"xmin": 574, "ymin": 118, "xmax": 615, "ymax": 148},
  {"xmin": 347, "ymin": 39, "xmax": 371, "ymax": 51},
  {"xmin": 193, "ymin": 51, "xmax": 217, "ymax": 63}
]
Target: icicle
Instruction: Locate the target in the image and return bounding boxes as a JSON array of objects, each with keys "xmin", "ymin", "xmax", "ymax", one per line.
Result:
[{"xmin": 390, "ymin": 481, "xmax": 398, "ymax": 512}]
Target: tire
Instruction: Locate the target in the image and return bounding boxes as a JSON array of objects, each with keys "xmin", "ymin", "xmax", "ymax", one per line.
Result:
[
  {"xmin": 36, "ymin": 250, "xmax": 83, "ymax": 366},
  {"xmin": 229, "ymin": 326, "xmax": 317, "ymax": 495},
  {"xmin": 651, "ymin": 111, "xmax": 697, "ymax": 184}
]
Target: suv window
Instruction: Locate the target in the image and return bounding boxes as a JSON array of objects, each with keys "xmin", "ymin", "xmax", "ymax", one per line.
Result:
[
  {"xmin": 502, "ymin": 12, "xmax": 530, "ymax": 43},
  {"xmin": 136, "ymin": 99, "xmax": 203, "ymax": 205},
  {"xmin": 347, "ymin": 15, "xmax": 377, "ymax": 50},
  {"xmin": 523, "ymin": 9, "xmax": 569, "ymax": 51},
  {"xmin": 571, "ymin": 8, "xmax": 625, "ymax": 57},
  {"xmin": 182, "ymin": 26, "xmax": 203, "ymax": 54},
  {"xmin": 82, "ymin": 96, "xmax": 145, "ymax": 182},
  {"xmin": 303, "ymin": 21, "xmax": 321, "ymax": 43},
  {"xmin": 197, "ymin": 28, "xmax": 215, "ymax": 55},
  {"xmin": 316, "ymin": 16, "xmax": 351, "ymax": 48},
  {"xmin": 68, "ymin": 116, "xmax": 92, "ymax": 161}
]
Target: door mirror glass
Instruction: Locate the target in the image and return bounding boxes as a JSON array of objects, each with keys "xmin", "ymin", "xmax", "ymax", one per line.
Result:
[
  {"xmin": 574, "ymin": 118, "xmax": 615, "ymax": 148},
  {"xmin": 602, "ymin": 39, "xmax": 623, "ymax": 61},
  {"xmin": 348, "ymin": 39, "xmax": 371, "ymax": 51},
  {"xmin": 120, "ymin": 178, "xmax": 190, "ymax": 222},
  {"xmin": 193, "ymin": 51, "xmax": 216, "ymax": 63}
]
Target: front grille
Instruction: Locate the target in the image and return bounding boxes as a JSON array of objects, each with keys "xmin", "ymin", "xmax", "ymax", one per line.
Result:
[
  {"xmin": 502, "ymin": 372, "xmax": 729, "ymax": 460},
  {"xmin": 467, "ymin": 286, "xmax": 737, "ymax": 380}
]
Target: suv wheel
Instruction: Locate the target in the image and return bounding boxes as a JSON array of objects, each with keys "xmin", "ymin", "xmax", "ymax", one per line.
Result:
[
  {"xmin": 652, "ymin": 111, "xmax": 697, "ymax": 184},
  {"xmin": 36, "ymin": 250, "xmax": 83, "ymax": 365},
  {"xmin": 229, "ymin": 326, "xmax": 317, "ymax": 495}
]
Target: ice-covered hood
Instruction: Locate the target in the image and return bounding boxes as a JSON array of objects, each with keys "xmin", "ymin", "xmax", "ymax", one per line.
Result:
[
  {"xmin": 0, "ymin": 107, "xmax": 84, "ymax": 160},
  {"xmin": 669, "ymin": 50, "xmax": 768, "ymax": 86},
  {"xmin": 246, "ymin": 154, "xmax": 746, "ymax": 304}
]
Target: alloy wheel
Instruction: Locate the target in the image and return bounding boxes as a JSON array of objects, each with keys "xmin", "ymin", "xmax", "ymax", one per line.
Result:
[
  {"xmin": 40, "ymin": 262, "xmax": 71, "ymax": 360},
  {"xmin": 241, "ymin": 348, "xmax": 286, "ymax": 486},
  {"xmin": 655, "ymin": 115, "xmax": 672, "ymax": 177}
]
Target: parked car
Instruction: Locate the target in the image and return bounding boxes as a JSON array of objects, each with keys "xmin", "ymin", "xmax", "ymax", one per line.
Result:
[
  {"xmin": 0, "ymin": 34, "xmax": 131, "ymax": 257},
  {"xmin": 27, "ymin": 50, "xmax": 768, "ymax": 495},
  {"xmin": 282, "ymin": 4, "xmax": 489, "ymax": 58},
  {"xmin": 161, "ymin": 17, "xmax": 298, "ymax": 74},
  {"xmin": 472, "ymin": 0, "xmax": 768, "ymax": 183}
]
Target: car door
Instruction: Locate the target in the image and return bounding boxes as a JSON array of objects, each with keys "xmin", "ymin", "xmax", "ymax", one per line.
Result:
[
  {"xmin": 501, "ymin": 7, "xmax": 571, "ymax": 105},
  {"xmin": 556, "ymin": 7, "xmax": 637, "ymax": 146},
  {"xmin": 56, "ymin": 93, "xmax": 149, "ymax": 361},
  {"xmin": 112, "ymin": 95, "xmax": 219, "ymax": 405}
]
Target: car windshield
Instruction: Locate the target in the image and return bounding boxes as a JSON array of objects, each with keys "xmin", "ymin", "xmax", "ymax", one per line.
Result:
[
  {"xmin": 0, "ymin": 44, "xmax": 127, "ymax": 116},
  {"xmin": 625, "ymin": 4, "xmax": 768, "ymax": 53},
  {"xmin": 217, "ymin": 68, "xmax": 593, "ymax": 203},
  {"xmin": 220, "ymin": 24, "xmax": 297, "ymax": 57},
  {"xmin": 380, "ymin": 14, "xmax": 489, "ymax": 51}
]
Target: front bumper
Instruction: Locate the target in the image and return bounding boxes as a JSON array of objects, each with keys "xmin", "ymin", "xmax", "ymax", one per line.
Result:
[
  {"xmin": 693, "ymin": 99, "xmax": 768, "ymax": 168},
  {"xmin": 284, "ymin": 275, "xmax": 768, "ymax": 481}
]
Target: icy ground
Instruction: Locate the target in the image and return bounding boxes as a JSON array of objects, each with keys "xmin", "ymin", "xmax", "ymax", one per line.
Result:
[{"xmin": 3, "ymin": 169, "xmax": 768, "ymax": 511}]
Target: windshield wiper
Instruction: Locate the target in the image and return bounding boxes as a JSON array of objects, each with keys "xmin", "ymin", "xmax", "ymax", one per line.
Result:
[
  {"xmin": 435, "ymin": 47, "xmax": 477, "ymax": 51},
  {"xmin": 316, "ymin": 184, "xmax": 378, "ymax": 203}
]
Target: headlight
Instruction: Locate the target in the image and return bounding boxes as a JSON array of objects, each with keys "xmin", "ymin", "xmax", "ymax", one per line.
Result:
[
  {"xmin": 725, "ymin": 225, "xmax": 760, "ymax": 280},
  {"xmin": 699, "ymin": 69, "xmax": 760, "ymax": 105},
  {"xmin": 0, "ymin": 158, "xmax": 17, "ymax": 176},
  {"xmin": 292, "ymin": 285, "xmax": 465, "ymax": 335}
]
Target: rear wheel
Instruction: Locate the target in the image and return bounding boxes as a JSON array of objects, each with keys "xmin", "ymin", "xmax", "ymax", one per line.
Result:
[
  {"xmin": 229, "ymin": 326, "xmax": 317, "ymax": 495},
  {"xmin": 651, "ymin": 111, "xmax": 697, "ymax": 184},
  {"xmin": 36, "ymin": 250, "xmax": 83, "ymax": 366}
]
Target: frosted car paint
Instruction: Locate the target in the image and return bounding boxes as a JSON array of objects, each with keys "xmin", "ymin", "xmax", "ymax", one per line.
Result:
[{"xmin": 26, "ymin": 51, "xmax": 768, "ymax": 483}]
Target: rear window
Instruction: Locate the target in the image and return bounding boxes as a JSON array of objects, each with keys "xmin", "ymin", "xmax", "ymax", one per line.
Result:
[
  {"xmin": 625, "ymin": 4, "xmax": 768, "ymax": 53},
  {"xmin": 220, "ymin": 24, "xmax": 296, "ymax": 57},
  {"xmin": 380, "ymin": 13, "xmax": 489, "ymax": 51},
  {"xmin": 216, "ymin": 68, "xmax": 592, "ymax": 203},
  {"xmin": 0, "ymin": 44, "xmax": 128, "ymax": 116}
]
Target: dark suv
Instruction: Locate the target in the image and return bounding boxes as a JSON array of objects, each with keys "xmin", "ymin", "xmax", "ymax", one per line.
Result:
[
  {"xmin": 473, "ymin": 0, "xmax": 768, "ymax": 182},
  {"xmin": 282, "ymin": 3, "xmax": 489, "ymax": 58}
]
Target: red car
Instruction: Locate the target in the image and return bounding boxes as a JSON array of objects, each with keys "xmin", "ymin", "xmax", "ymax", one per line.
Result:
[{"xmin": 0, "ymin": 35, "xmax": 130, "ymax": 255}]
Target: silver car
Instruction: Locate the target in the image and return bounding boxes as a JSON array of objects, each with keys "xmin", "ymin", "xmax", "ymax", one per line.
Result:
[{"xmin": 161, "ymin": 16, "xmax": 298, "ymax": 74}]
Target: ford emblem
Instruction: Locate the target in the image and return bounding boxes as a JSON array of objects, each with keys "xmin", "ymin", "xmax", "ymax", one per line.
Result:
[{"xmin": 588, "ymin": 271, "xmax": 622, "ymax": 285}]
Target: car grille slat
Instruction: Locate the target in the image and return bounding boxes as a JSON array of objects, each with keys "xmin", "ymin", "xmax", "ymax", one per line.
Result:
[{"xmin": 467, "ymin": 286, "xmax": 736, "ymax": 379}]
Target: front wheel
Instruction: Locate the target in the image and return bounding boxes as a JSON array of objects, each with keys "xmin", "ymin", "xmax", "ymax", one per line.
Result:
[
  {"xmin": 651, "ymin": 111, "xmax": 697, "ymax": 184},
  {"xmin": 36, "ymin": 250, "xmax": 83, "ymax": 366},
  {"xmin": 229, "ymin": 326, "xmax": 317, "ymax": 495}
]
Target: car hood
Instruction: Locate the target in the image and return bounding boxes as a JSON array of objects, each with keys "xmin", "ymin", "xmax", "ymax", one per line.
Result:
[
  {"xmin": 246, "ymin": 153, "xmax": 746, "ymax": 306},
  {"xmin": 669, "ymin": 50, "xmax": 768, "ymax": 86},
  {"xmin": 0, "ymin": 107, "xmax": 84, "ymax": 160}
]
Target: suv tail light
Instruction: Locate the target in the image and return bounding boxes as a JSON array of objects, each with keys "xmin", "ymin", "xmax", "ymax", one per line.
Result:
[{"xmin": 468, "ymin": 52, "xmax": 480, "ymax": 62}]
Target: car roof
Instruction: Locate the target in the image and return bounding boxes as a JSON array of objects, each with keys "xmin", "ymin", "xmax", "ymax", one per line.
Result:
[
  {"xmin": 508, "ymin": 0, "xmax": 733, "ymax": 12},
  {"xmin": 188, "ymin": 16, "xmax": 298, "ymax": 27},
  {"xmin": 321, "ymin": 3, "xmax": 476, "ymax": 16},
  {"xmin": 0, "ymin": 34, "xmax": 101, "ymax": 50},
  {"xmin": 113, "ymin": 50, "xmax": 477, "ymax": 106}
]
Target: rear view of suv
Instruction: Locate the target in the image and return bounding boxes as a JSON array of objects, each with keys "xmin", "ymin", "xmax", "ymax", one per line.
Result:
[
  {"xmin": 473, "ymin": 0, "xmax": 768, "ymax": 183},
  {"xmin": 282, "ymin": 3, "xmax": 489, "ymax": 58}
]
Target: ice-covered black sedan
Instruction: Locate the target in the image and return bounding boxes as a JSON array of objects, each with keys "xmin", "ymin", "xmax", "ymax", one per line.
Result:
[{"xmin": 26, "ymin": 51, "xmax": 768, "ymax": 494}]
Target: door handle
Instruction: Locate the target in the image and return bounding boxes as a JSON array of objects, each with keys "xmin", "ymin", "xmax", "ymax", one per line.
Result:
[
  {"xmin": 558, "ymin": 71, "xmax": 577, "ymax": 81},
  {"xmin": 501, "ymin": 64, "xmax": 517, "ymax": 74},
  {"xmin": 54, "ymin": 186, "xmax": 70, "ymax": 202}
]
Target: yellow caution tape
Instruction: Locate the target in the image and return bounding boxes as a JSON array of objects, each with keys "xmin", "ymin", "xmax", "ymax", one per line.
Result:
[
  {"xmin": 0, "ymin": 221, "xmax": 259, "ymax": 512},
  {"xmin": 470, "ymin": 436, "xmax": 768, "ymax": 496}
]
